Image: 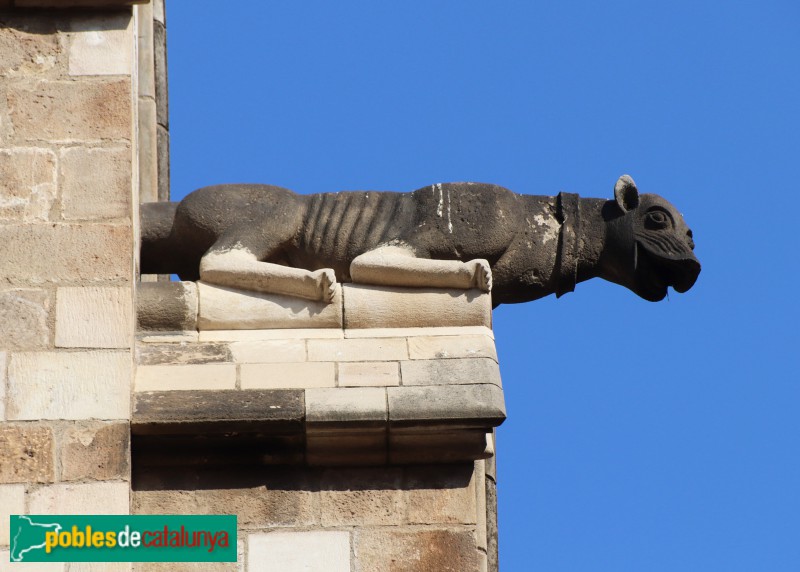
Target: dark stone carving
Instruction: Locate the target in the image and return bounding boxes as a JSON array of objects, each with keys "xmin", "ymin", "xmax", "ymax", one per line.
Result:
[{"xmin": 140, "ymin": 175, "xmax": 700, "ymax": 305}]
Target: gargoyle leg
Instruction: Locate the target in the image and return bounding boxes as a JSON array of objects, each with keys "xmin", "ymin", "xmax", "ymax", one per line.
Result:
[
  {"xmin": 199, "ymin": 237, "xmax": 337, "ymax": 302},
  {"xmin": 350, "ymin": 244, "xmax": 492, "ymax": 292}
]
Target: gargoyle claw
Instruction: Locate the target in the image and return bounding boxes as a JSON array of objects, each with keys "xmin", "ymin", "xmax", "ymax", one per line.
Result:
[
  {"xmin": 312, "ymin": 268, "xmax": 337, "ymax": 303},
  {"xmin": 470, "ymin": 259, "xmax": 492, "ymax": 292}
]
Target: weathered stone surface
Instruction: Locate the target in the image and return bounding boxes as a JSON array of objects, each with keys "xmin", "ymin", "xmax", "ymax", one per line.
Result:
[
  {"xmin": 248, "ymin": 531, "xmax": 350, "ymax": 572},
  {"xmin": 388, "ymin": 384, "xmax": 506, "ymax": 427},
  {"xmin": 7, "ymin": 351, "xmax": 131, "ymax": 420},
  {"xmin": 137, "ymin": 342, "xmax": 230, "ymax": 366},
  {"xmin": 132, "ymin": 563, "xmax": 230, "ymax": 572},
  {"xmin": 139, "ymin": 332, "xmax": 198, "ymax": 344},
  {"xmin": 240, "ymin": 362, "xmax": 334, "ymax": 390},
  {"xmin": 71, "ymin": 563, "xmax": 132, "ymax": 572},
  {"xmin": 0, "ymin": 20, "xmax": 61, "ymax": 77},
  {"xmin": 153, "ymin": 19, "xmax": 168, "ymax": 127},
  {"xmin": 306, "ymin": 387, "xmax": 386, "ymax": 427},
  {"xmin": 156, "ymin": 123, "xmax": 169, "ymax": 202},
  {"xmin": 389, "ymin": 429, "xmax": 494, "ymax": 465},
  {"xmin": 229, "ymin": 339, "xmax": 306, "ymax": 363},
  {"xmin": 307, "ymin": 337, "xmax": 407, "ymax": 362},
  {"xmin": 338, "ymin": 361, "xmax": 399, "ymax": 387},
  {"xmin": 0, "ymin": 288, "xmax": 50, "ymax": 350},
  {"xmin": 0, "ymin": 351, "xmax": 6, "ymax": 420},
  {"xmin": 0, "ymin": 550, "xmax": 63, "ymax": 571},
  {"xmin": 474, "ymin": 461, "xmax": 487, "ymax": 549},
  {"xmin": 136, "ymin": 281, "xmax": 197, "ymax": 332},
  {"xmin": 408, "ymin": 334, "xmax": 497, "ymax": 361},
  {"xmin": 135, "ymin": 364, "xmax": 236, "ymax": 392},
  {"xmin": 8, "ymin": 80, "xmax": 131, "ymax": 141},
  {"xmin": 306, "ymin": 429, "xmax": 387, "ymax": 466},
  {"xmin": 0, "ymin": 223, "xmax": 132, "ymax": 285},
  {"xmin": 137, "ymin": 98, "xmax": 158, "ymax": 203},
  {"xmin": 60, "ymin": 422, "xmax": 129, "ymax": 481},
  {"xmin": 0, "ymin": 484, "xmax": 26, "ymax": 545},
  {"xmin": 197, "ymin": 281, "xmax": 343, "ymax": 331},
  {"xmin": 199, "ymin": 328, "xmax": 342, "ymax": 342},
  {"xmin": 0, "ymin": 423, "xmax": 54, "ymax": 483},
  {"xmin": 28, "ymin": 482, "xmax": 129, "ymax": 515},
  {"xmin": 400, "ymin": 357, "xmax": 502, "ymax": 387},
  {"xmin": 405, "ymin": 463, "xmax": 477, "ymax": 525},
  {"xmin": 60, "ymin": 147, "xmax": 131, "ymax": 220},
  {"xmin": 486, "ymin": 473, "xmax": 498, "ymax": 572},
  {"xmin": 55, "ymin": 287, "xmax": 132, "ymax": 348},
  {"xmin": 320, "ymin": 468, "xmax": 404, "ymax": 526},
  {"xmin": 344, "ymin": 325, "xmax": 494, "ymax": 339},
  {"xmin": 0, "ymin": 148, "xmax": 56, "ymax": 222},
  {"xmin": 68, "ymin": 14, "xmax": 133, "ymax": 76},
  {"xmin": 354, "ymin": 529, "xmax": 479, "ymax": 572},
  {"xmin": 343, "ymin": 284, "xmax": 492, "ymax": 329}
]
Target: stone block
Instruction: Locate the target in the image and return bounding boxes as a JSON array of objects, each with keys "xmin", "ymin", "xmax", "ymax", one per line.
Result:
[
  {"xmin": 0, "ymin": 20, "xmax": 61, "ymax": 77},
  {"xmin": 55, "ymin": 287, "xmax": 132, "ymax": 348},
  {"xmin": 199, "ymin": 329, "xmax": 342, "ymax": 342},
  {"xmin": 344, "ymin": 325, "xmax": 494, "ymax": 339},
  {"xmin": 408, "ymin": 334, "xmax": 497, "ymax": 361},
  {"xmin": 139, "ymin": 332, "xmax": 198, "ymax": 344},
  {"xmin": 7, "ymin": 351, "xmax": 131, "ymax": 420},
  {"xmin": 60, "ymin": 422, "xmax": 129, "ymax": 481},
  {"xmin": 306, "ymin": 429, "xmax": 387, "ymax": 466},
  {"xmin": 137, "ymin": 98, "xmax": 158, "ymax": 203},
  {"xmin": 137, "ymin": 343, "xmax": 231, "ymax": 366},
  {"xmin": 388, "ymin": 384, "xmax": 506, "ymax": 427},
  {"xmin": 338, "ymin": 361, "xmax": 399, "ymax": 387},
  {"xmin": 240, "ymin": 362, "xmax": 334, "ymax": 390},
  {"xmin": 0, "ymin": 423, "xmax": 54, "ymax": 483},
  {"xmin": 0, "ymin": 289, "xmax": 50, "ymax": 350},
  {"xmin": 248, "ymin": 531, "xmax": 350, "ymax": 572},
  {"xmin": 306, "ymin": 387, "xmax": 386, "ymax": 427},
  {"xmin": 320, "ymin": 468, "xmax": 404, "ymax": 526},
  {"xmin": 156, "ymin": 124, "xmax": 170, "ymax": 202},
  {"xmin": 343, "ymin": 283, "xmax": 492, "ymax": 329},
  {"xmin": 60, "ymin": 147, "xmax": 131, "ymax": 220},
  {"xmin": 28, "ymin": 482, "xmax": 129, "ymax": 515},
  {"xmin": 8, "ymin": 80, "xmax": 131, "ymax": 142},
  {"xmin": 0, "ymin": 148, "xmax": 56, "ymax": 222},
  {"xmin": 153, "ymin": 20, "xmax": 168, "ymax": 127},
  {"xmin": 0, "ymin": 550, "xmax": 63, "ymax": 571},
  {"xmin": 197, "ymin": 281, "xmax": 342, "ymax": 330},
  {"xmin": 307, "ymin": 338, "xmax": 407, "ymax": 362},
  {"xmin": 0, "ymin": 484, "xmax": 26, "ymax": 545},
  {"xmin": 400, "ymin": 357, "xmax": 502, "ymax": 387},
  {"xmin": 136, "ymin": 281, "xmax": 197, "ymax": 332},
  {"xmin": 0, "ymin": 351, "xmax": 6, "ymax": 420},
  {"xmin": 354, "ymin": 529, "xmax": 479, "ymax": 572},
  {"xmin": 389, "ymin": 429, "xmax": 494, "ymax": 465},
  {"xmin": 475, "ymin": 461, "xmax": 487, "ymax": 549},
  {"xmin": 68, "ymin": 14, "xmax": 133, "ymax": 76},
  {"xmin": 229, "ymin": 339, "xmax": 306, "ymax": 363},
  {"xmin": 135, "ymin": 364, "xmax": 236, "ymax": 392},
  {"xmin": 0, "ymin": 223, "xmax": 132, "ymax": 286},
  {"xmin": 405, "ymin": 463, "xmax": 477, "ymax": 525}
]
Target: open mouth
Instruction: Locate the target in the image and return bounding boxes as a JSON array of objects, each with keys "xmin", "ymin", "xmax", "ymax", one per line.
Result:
[{"xmin": 634, "ymin": 241, "xmax": 701, "ymax": 301}]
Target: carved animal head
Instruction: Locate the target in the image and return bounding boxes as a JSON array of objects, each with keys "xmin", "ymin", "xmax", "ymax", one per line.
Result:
[{"xmin": 603, "ymin": 175, "xmax": 701, "ymax": 301}]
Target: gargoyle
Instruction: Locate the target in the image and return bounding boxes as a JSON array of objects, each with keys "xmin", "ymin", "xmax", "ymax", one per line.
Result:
[{"xmin": 140, "ymin": 175, "xmax": 700, "ymax": 305}]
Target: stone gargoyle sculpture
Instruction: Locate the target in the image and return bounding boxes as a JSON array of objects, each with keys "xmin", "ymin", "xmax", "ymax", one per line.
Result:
[{"xmin": 140, "ymin": 175, "xmax": 700, "ymax": 305}]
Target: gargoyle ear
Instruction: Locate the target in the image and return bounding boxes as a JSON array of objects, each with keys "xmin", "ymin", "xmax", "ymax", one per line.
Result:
[{"xmin": 614, "ymin": 175, "xmax": 640, "ymax": 212}]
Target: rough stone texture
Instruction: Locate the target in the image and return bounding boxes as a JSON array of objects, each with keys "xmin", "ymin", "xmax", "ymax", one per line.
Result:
[
  {"xmin": 0, "ymin": 551, "xmax": 63, "ymax": 571},
  {"xmin": 133, "ymin": 564, "xmax": 231, "ymax": 572},
  {"xmin": 344, "ymin": 325, "xmax": 493, "ymax": 339},
  {"xmin": 486, "ymin": 474, "xmax": 498, "ymax": 572},
  {"xmin": 229, "ymin": 339, "xmax": 306, "ymax": 363},
  {"xmin": 197, "ymin": 281, "xmax": 343, "ymax": 331},
  {"xmin": 0, "ymin": 484, "xmax": 26, "ymax": 545},
  {"xmin": 0, "ymin": 423, "xmax": 54, "ymax": 483},
  {"xmin": 0, "ymin": 351, "xmax": 6, "ymax": 420},
  {"xmin": 137, "ymin": 281, "xmax": 197, "ymax": 332},
  {"xmin": 59, "ymin": 422, "xmax": 129, "ymax": 481},
  {"xmin": 55, "ymin": 286, "xmax": 132, "ymax": 348},
  {"xmin": 475, "ymin": 461, "xmax": 487, "ymax": 549},
  {"xmin": 6, "ymin": 351, "xmax": 131, "ymax": 420},
  {"xmin": 344, "ymin": 284, "xmax": 492, "ymax": 329},
  {"xmin": 137, "ymin": 342, "xmax": 231, "ymax": 366},
  {"xmin": 0, "ymin": 288, "xmax": 50, "ymax": 350},
  {"xmin": 306, "ymin": 387, "xmax": 386, "ymax": 427},
  {"xmin": 388, "ymin": 384, "xmax": 506, "ymax": 426},
  {"xmin": 354, "ymin": 529, "xmax": 479, "ymax": 572},
  {"xmin": 248, "ymin": 531, "xmax": 350, "ymax": 572},
  {"xmin": 390, "ymin": 429, "xmax": 494, "ymax": 465},
  {"xmin": 0, "ymin": 19, "xmax": 61, "ymax": 78},
  {"xmin": 306, "ymin": 429, "xmax": 387, "ymax": 466},
  {"xmin": 135, "ymin": 364, "xmax": 236, "ymax": 392},
  {"xmin": 240, "ymin": 362, "xmax": 335, "ymax": 390},
  {"xmin": 307, "ymin": 337, "xmax": 407, "ymax": 362},
  {"xmin": 0, "ymin": 148, "xmax": 56, "ymax": 222},
  {"xmin": 199, "ymin": 328, "xmax": 342, "ymax": 342},
  {"xmin": 60, "ymin": 146, "xmax": 131, "ymax": 220},
  {"xmin": 71, "ymin": 564, "xmax": 132, "ymax": 572},
  {"xmin": 156, "ymin": 123, "xmax": 170, "ymax": 202},
  {"xmin": 405, "ymin": 463, "xmax": 477, "ymax": 525},
  {"xmin": 408, "ymin": 334, "xmax": 497, "ymax": 361},
  {"xmin": 338, "ymin": 361, "xmax": 400, "ymax": 387},
  {"xmin": 137, "ymin": 96, "xmax": 158, "ymax": 203},
  {"xmin": 400, "ymin": 357, "xmax": 502, "ymax": 387},
  {"xmin": 28, "ymin": 482, "xmax": 129, "ymax": 515},
  {"xmin": 0, "ymin": 223, "xmax": 132, "ymax": 285},
  {"xmin": 320, "ymin": 468, "xmax": 404, "ymax": 526},
  {"xmin": 8, "ymin": 79, "xmax": 131, "ymax": 142},
  {"xmin": 68, "ymin": 13, "xmax": 133, "ymax": 76}
]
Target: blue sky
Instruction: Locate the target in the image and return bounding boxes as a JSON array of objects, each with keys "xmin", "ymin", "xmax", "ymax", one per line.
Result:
[{"xmin": 167, "ymin": 2, "xmax": 800, "ymax": 570}]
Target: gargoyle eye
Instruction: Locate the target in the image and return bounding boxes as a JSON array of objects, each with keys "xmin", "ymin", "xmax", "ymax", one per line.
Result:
[{"xmin": 645, "ymin": 210, "xmax": 671, "ymax": 230}]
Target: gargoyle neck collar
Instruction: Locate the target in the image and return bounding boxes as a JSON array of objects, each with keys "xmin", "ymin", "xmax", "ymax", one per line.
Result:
[{"xmin": 555, "ymin": 191, "xmax": 580, "ymax": 298}]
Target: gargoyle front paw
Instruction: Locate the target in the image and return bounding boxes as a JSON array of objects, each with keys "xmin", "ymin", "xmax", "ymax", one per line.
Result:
[
  {"xmin": 311, "ymin": 268, "xmax": 337, "ymax": 303},
  {"xmin": 469, "ymin": 259, "xmax": 492, "ymax": 292}
]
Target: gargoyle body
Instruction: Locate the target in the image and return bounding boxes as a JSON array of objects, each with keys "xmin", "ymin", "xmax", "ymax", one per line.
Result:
[{"xmin": 140, "ymin": 176, "xmax": 700, "ymax": 305}]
